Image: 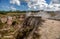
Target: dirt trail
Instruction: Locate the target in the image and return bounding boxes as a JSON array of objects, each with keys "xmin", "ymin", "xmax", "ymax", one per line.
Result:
[{"xmin": 39, "ymin": 19, "xmax": 60, "ymax": 39}]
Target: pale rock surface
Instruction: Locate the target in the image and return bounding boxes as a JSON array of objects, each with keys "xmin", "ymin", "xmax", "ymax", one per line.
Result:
[{"xmin": 39, "ymin": 19, "xmax": 60, "ymax": 39}]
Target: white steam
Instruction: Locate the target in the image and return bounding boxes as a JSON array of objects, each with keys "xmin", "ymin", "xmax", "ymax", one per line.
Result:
[
  {"xmin": 26, "ymin": 11, "xmax": 51, "ymax": 19},
  {"xmin": 37, "ymin": 11, "xmax": 51, "ymax": 19}
]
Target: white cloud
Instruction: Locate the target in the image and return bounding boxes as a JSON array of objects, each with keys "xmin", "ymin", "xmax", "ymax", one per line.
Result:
[
  {"xmin": 25, "ymin": 0, "xmax": 48, "ymax": 10},
  {"xmin": 2, "ymin": 6, "xmax": 10, "ymax": 9},
  {"xmin": 50, "ymin": 0, "xmax": 60, "ymax": 4},
  {"xmin": 9, "ymin": 0, "xmax": 60, "ymax": 11},
  {"xmin": 10, "ymin": 0, "xmax": 20, "ymax": 6},
  {"xmin": 10, "ymin": 6, "xmax": 16, "ymax": 11},
  {"xmin": 25, "ymin": 0, "xmax": 60, "ymax": 11},
  {"xmin": 47, "ymin": 0, "xmax": 60, "ymax": 11},
  {"xmin": 2, "ymin": 5, "xmax": 16, "ymax": 11}
]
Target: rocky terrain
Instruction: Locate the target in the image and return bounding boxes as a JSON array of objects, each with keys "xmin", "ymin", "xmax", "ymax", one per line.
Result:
[
  {"xmin": 0, "ymin": 13, "xmax": 60, "ymax": 39},
  {"xmin": 0, "ymin": 14, "xmax": 25, "ymax": 39},
  {"xmin": 15, "ymin": 16, "xmax": 60, "ymax": 39}
]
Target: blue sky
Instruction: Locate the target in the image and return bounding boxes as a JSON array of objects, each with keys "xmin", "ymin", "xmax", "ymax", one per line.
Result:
[
  {"xmin": 0, "ymin": 0, "xmax": 53, "ymax": 11},
  {"xmin": 46, "ymin": 0, "xmax": 50, "ymax": 4}
]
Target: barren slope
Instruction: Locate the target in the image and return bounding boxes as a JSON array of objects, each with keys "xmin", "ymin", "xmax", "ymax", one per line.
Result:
[{"xmin": 38, "ymin": 19, "xmax": 60, "ymax": 39}]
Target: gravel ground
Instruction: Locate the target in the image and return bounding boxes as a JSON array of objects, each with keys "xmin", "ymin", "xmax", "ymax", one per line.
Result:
[{"xmin": 38, "ymin": 19, "xmax": 60, "ymax": 39}]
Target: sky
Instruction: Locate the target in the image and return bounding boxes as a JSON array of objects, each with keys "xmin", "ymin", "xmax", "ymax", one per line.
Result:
[{"xmin": 0, "ymin": 0, "xmax": 60, "ymax": 11}]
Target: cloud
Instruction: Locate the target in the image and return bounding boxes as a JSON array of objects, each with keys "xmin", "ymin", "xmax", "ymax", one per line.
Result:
[
  {"xmin": 9, "ymin": 0, "xmax": 60, "ymax": 11},
  {"xmin": 25, "ymin": 0, "xmax": 48, "ymax": 10},
  {"xmin": 50, "ymin": 0, "xmax": 60, "ymax": 4},
  {"xmin": 1, "ymin": 5, "xmax": 17, "ymax": 11},
  {"xmin": 10, "ymin": 6, "xmax": 16, "ymax": 11},
  {"xmin": 25, "ymin": 0, "xmax": 60, "ymax": 11},
  {"xmin": 1, "ymin": 5, "xmax": 10, "ymax": 11},
  {"xmin": 10, "ymin": 0, "xmax": 20, "ymax": 6},
  {"xmin": 47, "ymin": 0, "xmax": 60, "ymax": 11},
  {"xmin": 2, "ymin": 6, "xmax": 10, "ymax": 9}
]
